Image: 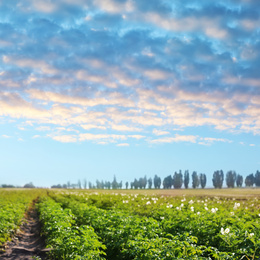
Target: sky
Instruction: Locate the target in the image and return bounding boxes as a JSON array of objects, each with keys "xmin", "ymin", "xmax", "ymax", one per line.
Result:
[{"xmin": 0, "ymin": 0, "xmax": 259, "ymax": 188}]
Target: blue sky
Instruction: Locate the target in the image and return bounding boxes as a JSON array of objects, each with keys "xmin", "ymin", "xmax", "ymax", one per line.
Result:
[{"xmin": 0, "ymin": 0, "xmax": 259, "ymax": 187}]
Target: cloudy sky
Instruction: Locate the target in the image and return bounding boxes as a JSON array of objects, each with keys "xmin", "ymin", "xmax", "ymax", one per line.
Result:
[{"xmin": 0, "ymin": 0, "xmax": 259, "ymax": 187}]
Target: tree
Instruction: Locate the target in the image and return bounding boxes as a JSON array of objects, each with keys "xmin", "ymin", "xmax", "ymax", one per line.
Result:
[
  {"xmin": 24, "ymin": 182, "xmax": 35, "ymax": 188},
  {"xmin": 245, "ymin": 174, "xmax": 254, "ymax": 187},
  {"xmin": 236, "ymin": 174, "xmax": 243, "ymax": 187},
  {"xmin": 255, "ymin": 170, "xmax": 260, "ymax": 187},
  {"xmin": 78, "ymin": 180, "xmax": 82, "ymax": 189},
  {"xmin": 133, "ymin": 178, "xmax": 139, "ymax": 189},
  {"xmin": 2, "ymin": 184, "xmax": 15, "ymax": 188},
  {"xmin": 173, "ymin": 170, "xmax": 183, "ymax": 189},
  {"xmin": 148, "ymin": 178, "xmax": 153, "ymax": 189},
  {"xmin": 153, "ymin": 175, "xmax": 161, "ymax": 189},
  {"xmin": 200, "ymin": 173, "xmax": 207, "ymax": 188},
  {"xmin": 139, "ymin": 176, "xmax": 147, "ymax": 189},
  {"xmin": 226, "ymin": 170, "xmax": 236, "ymax": 188},
  {"xmin": 163, "ymin": 175, "xmax": 173, "ymax": 189},
  {"xmin": 192, "ymin": 171, "xmax": 200, "ymax": 189},
  {"xmin": 112, "ymin": 175, "xmax": 118, "ymax": 189},
  {"xmin": 212, "ymin": 170, "xmax": 224, "ymax": 188},
  {"xmin": 125, "ymin": 181, "xmax": 129, "ymax": 189},
  {"xmin": 96, "ymin": 180, "xmax": 101, "ymax": 189},
  {"xmin": 83, "ymin": 179, "xmax": 87, "ymax": 189},
  {"xmin": 184, "ymin": 170, "xmax": 189, "ymax": 189}
]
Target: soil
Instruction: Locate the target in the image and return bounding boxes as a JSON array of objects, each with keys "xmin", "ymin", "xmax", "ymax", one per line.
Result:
[{"xmin": 0, "ymin": 204, "xmax": 50, "ymax": 260}]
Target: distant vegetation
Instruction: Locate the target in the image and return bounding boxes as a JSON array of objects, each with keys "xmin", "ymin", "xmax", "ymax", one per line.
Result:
[
  {"xmin": 1, "ymin": 170, "xmax": 259, "ymax": 190},
  {"xmin": 49, "ymin": 170, "xmax": 259, "ymax": 190}
]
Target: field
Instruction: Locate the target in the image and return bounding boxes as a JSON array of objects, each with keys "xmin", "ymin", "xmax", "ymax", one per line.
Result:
[{"xmin": 1, "ymin": 188, "xmax": 260, "ymax": 259}]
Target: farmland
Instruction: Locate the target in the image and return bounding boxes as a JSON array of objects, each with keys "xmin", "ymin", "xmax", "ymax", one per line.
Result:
[{"xmin": 1, "ymin": 188, "xmax": 260, "ymax": 259}]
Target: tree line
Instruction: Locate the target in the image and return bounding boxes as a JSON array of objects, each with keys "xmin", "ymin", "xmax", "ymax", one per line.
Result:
[{"xmin": 49, "ymin": 170, "xmax": 260, "ymax": 189}]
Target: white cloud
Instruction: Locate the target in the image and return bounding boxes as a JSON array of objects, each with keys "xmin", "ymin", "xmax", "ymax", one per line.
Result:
[
  {"xmin": 117, "ymin": 143, "xmax": 130, "ymax": 147},
  {"xmin": 3, "ymin": 56, "xmax": 59, "ymax": 75},
  {"xmin": 32, "ymin": 135, "xmax": 41, "ymax": 139},
  {"xmin": 32, "ymin": 0, "xmax": 57, "ymax": 13},
  {"xmin": 143, "ymin": 69, "xmax": 170, "ymax": 80},
  {"xmin": 110, "ymin": 124, "xmax": 142, "ymax": 132},
  {"xmin": 2, "ymin": 134, "xmax": 11, "ymax": 138},
  {"xmin": 150, "ymin": 134, "xmax": 198, "ymax": 144},
  {"xmin": 94, "ymin": 0, "xmax": 135, "ymax": 14},
  {"xmin": 153, "ymin": 129, "xmax": 170, "ymax": 136},
  {"xmin": 52, "ymin": 134, "xmax": 77, "ymax": 143},
  {"xmin": 198, "ymin": 137, "xmax": 233, "ymax": 145},
  {"xmin": 79, "ymin": 133, "xmax": 127, "ymax": 142},
  {"xmin": 81, "ymin": 124, "xmax": 107, "ymax": 130},
  {"xmin": 144, "ymin": 13, "xmax": 228, "ymax": 39}
]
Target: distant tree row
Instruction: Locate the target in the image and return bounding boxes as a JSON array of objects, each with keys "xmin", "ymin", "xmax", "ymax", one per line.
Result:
[
  {"xmin": 48, "ymin": 170, "xmax": 260, "ymax": 190},
  {"xmin": 126, "ymin": 171, "xmax": 207, "ymax": 190},
  {"xmin": 0, "ymin": 182, "xmax": 36, "ymax": 188},
  {"xmin": 3, "ymin": 171, "xmax": 258, "ymax": 189},
  {"xmin": 212, "ymin": 170, "xmax": 260, "ymax": 189}
]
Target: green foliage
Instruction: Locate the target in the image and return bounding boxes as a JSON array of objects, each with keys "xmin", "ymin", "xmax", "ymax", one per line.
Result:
[
  {"xmin": 163, "ymin": 175, "xmax": 173, "ymax": 189},
  {"xmin": 200, "ymin": 173, "xmax": 207, "ymax": 189},
  {"xmin": 153, "ymin": 174, "xmax": 161, "ymax": 189},
  {"xmin": 212, "ymin": 170, "xmax": 224, "ymax": 188},
  {"xmin": 173, "ymin": 170, "xmax": 183, "ymax": 189},
  {"xmin": 255, "ymin": 170, "xmax": 260, "ymax": 187},
  {"xmin": 3, "ymin": 189, "xmax": 260, "ymax": 259},
  {"xmin": 192, "ymin": 171, "xmax": 200, "ymax": 189},
  {"xmin": 236, "ymin": 174, "xmax": 243, "ymax": 187},
  {"xmin": 0, "ymin": 189, "xmax": 46, "ymax": 247},
  {"xmin": 48, "ymin": 190, "xmax": 260, "ymax": 259},
  {"xmin": 37, "ymin": 197, "xmax": 106, "ymax": 259},
  {"xmin": 226, "ymin": 171, "xmax": 237, "ymax": 188},
  {"xmin": 245, "ymin": 174, "xmax": 255, "ymax": 187},
  {"xmin": 184, "ymin": 170, "xmax": 189, "ymax": 189}
]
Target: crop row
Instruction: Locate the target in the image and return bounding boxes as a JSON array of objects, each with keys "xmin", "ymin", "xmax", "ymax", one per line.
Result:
[
  {"xmin": 0, "ymin": 189, "xmax": 45, "ymax": 248},
  {"xmin": 51, "ymin": 191, "xmax": 260, "ymax": 259},
  {"xmin": 51, "ymin": 193, "xmax": 235, "ymax": 259},
  {"xmin": 1, "ymin": 189, "xmax": 259, "ymax": 259},
  {"xmin": 37, "ymin": 197, "xmax": 106, "ymax": 259}
]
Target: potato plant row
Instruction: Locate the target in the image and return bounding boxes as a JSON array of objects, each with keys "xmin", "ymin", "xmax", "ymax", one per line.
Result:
[
  {"xmin": 0, "ymin": 189, "xmax": 44, "ymax": 248},
  {"xmin": 51, "ymin": 193, "xmax": 234, "ymax": 259},
  {"xmin": 51, "ymin": 191, "xmax": 260, "ymax": 259},
  {"xmin": 37, "ymin": 197, "xmax": 106, "ymax": 259}
]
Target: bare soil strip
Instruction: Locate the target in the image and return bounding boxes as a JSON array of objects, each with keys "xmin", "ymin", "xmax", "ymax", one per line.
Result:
[{"xmin": 1, "ymin": 204, "xmax": 48, "ymax": 260}]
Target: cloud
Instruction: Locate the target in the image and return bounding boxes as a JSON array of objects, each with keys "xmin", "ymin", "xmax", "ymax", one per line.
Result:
[
  {"xmin": 78, "ymin": 133, "xmax": 127, "ymax": 143},
  {"xmin": 110, "ymin": 124, "xmax": 142, "ymax": 132},
  {"xmin": 3, "ymin": 56, "xmax": 59, "ymax": 75},
  {"xmin": 2, "ymin": 134, "xmax": 11, "ymax": 138},
  {"xmin": 198, "ymin": 137, "xmax": 233, "ymax": 146},
  {"xmin": 52, "ymin": 134, "xmax": 77, "ymax": 143},
  {"xmin": 94, "ymin": 0, "xmax": 135, "ymax": 14},
  {"xmin": 150, "ymin": 134, "xmax": 198, "ymax": 144},
  {"xmin": 0, "ymin": 0, "xmax": 259, "ymax": 146},
  {"xmin": 153, "ymin": 129, "xmax": 170, "ymax": 136},
  {"xmin": 28, "ymin": 89, "xmax": 135, "ymax": 108},
  {"xmin": 117, "ymin": 143, "xmax": 130, "ymax": 147}
]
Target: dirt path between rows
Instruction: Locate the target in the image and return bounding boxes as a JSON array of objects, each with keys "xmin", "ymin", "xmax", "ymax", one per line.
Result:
[{"xmin": 0, "ymin": 204, "xmax": 49, "ymax": 260}]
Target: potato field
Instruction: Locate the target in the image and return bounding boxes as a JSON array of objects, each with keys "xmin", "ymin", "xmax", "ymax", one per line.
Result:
[{"xmin": 1, "ymin": 189, "xmax": 260, "ymax": 259}]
